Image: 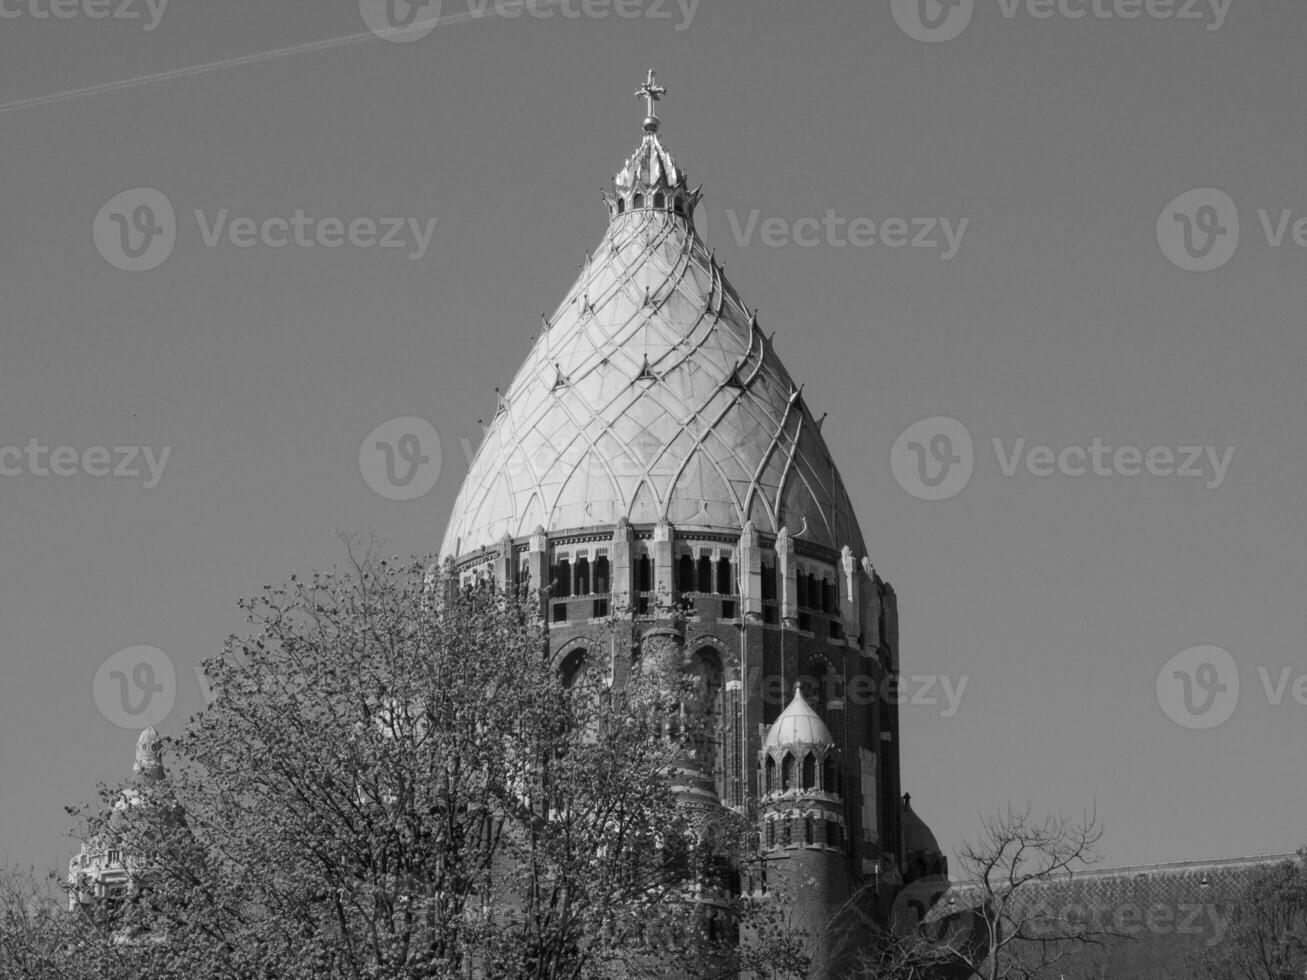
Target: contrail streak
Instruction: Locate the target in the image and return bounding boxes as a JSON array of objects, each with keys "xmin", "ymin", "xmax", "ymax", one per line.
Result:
[{"xmin": 0, "ymin": 2, "xmax": 552, "ymax": 116}]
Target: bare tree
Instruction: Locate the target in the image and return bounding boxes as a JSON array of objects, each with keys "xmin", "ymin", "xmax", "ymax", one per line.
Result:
[{"xmin": 924, "ymin": 805, "xmax": 1116, "ymax": 980}]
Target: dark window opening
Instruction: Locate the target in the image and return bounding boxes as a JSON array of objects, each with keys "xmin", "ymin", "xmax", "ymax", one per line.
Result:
[
  {"xmin": 798, "ymin": 611, "xmax": 811, "ymax": 631},
  {"xmin": 633, "ymin": 193, "xmax": 644, "ymax": 208},
  {"xmin": 674, "ymin": 196, "xmax": 684, "ymax": 215},
  {"xmin": 761, "ymin": 562, "xmax": 777, "ymax": 601},
  {"xmin": 677, "ymin": 554, "xmax": 694, "ymax": 592},
  {"xmin": 552, "ymin": 603, "xmax": 567, "ymax": 623},
  {"xmin": 763, "ymin": 606, "xmax": 778, "ymax": 625},
  {"xmin": 717, "ymin": 557, "xmax": 732, "ymax": 595},
  {"xmin": 616, "ymin": 198, "xmax": 625, "ymax": 214},
  {"xmin": 574, "ymin": 557, "xmax": 590, "ymax": 596},
  {"xmin": 697, "ymin": 555, "xmax": 713, "ymax": 593},
  {"xmin": 637, "ymin": 595, "xmax": 650, "ymax": 614},
  {"xmin": 802, "ymin": 754, "xmax": 816, "ymax": 791},
  {"xmin": 594, "ymin": 556, "xmax": 610, "ymax": 594},
  {"xmin": 638, "ymin": 554, "xmax": 652, "ymax": 592},
  {"xmin": 555, "ymin": 559, "xmax": 571, "ymax": 597},
  {"xmin": 823, "ymin": 758, "xmax": 838, "ymax": 795},
  {"xmin": 765, "ymin": 755, "xmax": 775, "ymax": 793},
  {"xmin": 593, "ymin": 598, "xmax": 609, "ymax": 618},
  {"xmin": 805, "ymin": 817, "xmax": 814, "ymax": 845},
  {"xmin": 720, "ymin": 599, "xmax": 736, "ymax": 619},
  {"xmin": 796, "ymin": 573, "xmax": 808, "ymax": 608},
  {"xmin": 781, "ymin": 753, "xmax": 793, "ymax": 790},
  {"xmin": 654, "ymin": 192, "xmax": 665, "ymax": 209}
]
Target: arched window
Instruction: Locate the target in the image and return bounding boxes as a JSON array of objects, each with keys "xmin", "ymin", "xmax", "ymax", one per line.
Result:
[
  {"xmin": 689, "ymin": 648, "xmax": 724, "ymax": 789},
  {"xmin": 761, "ymin": 562, "xmax": 777, "ymax": 600},
  {"xmin": 765, "ymin": 755, "xmax": 776, "ymax": 793},
  {"xmin": 697, "ymin": 555, "xmax": 712, "ymax": 593},
  {"xmin": 822, "ymin": 577, "xmax": 834, "ymax": 613},
  {"xmin": 677, "ymin": 554, "xmax": 694, "ymax": 592},
  {"xmin": 559, "ymin": 648, "xmax": 588, "ymax": 687},
  {"xmin": 823, "ymin": 757, "xmax": 838, "ymax": 795},
  {"xmin": 633, "ymin": 193, "xmax": 644, "ymax": 209},
  {"xmin": 796, "ymin": 571, "xmax": 808, "ymax": 608},
  {"xmin": 555, "ymin": 558, "xmax": 571, "ymax": 597},
  {"xmin": 802, "ymin": 754, "xmax": 816, "ymax": 791},
  {"xmin": 638, "ymin": 554, "xmax": 652, "ymax": 592},
  {"xmin": 716, "ymin": 557, "xmax": 732, "ymax": 595},
  {"xmin": 674, "ymin": 196, "xmax": 684, "ymax": 215},
  {"xmin": 781, "ymin": 752, "xmax": 793, "ymax": 791},
  {"xmin": 616, "ymin": 198, "xmax": 625, "ymax": 214},
  {"xmin": 654, "ymin": 191, "xmax": 665, "ymax": 209},
  {"xmin": 594, "ymin": 556, "xmax": 610, "ymax": 594},
  {"xmin": 574, "ymin": 556, "xmax": 590, "ymax": 596},
  {"xmin": 806, "ymin": 573, "xmax": 818, "ymax": 609}
]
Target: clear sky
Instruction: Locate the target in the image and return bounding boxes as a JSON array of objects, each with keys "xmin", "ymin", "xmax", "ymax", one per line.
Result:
[{"xmin": 1, "ymin": 0, "xmax": 1304, "ymax": 879}]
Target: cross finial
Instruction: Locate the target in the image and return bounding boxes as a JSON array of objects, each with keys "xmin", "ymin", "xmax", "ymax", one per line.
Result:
[{"xmin": 635, "ymin": 69, "xmax": 667, "ymax": 132}]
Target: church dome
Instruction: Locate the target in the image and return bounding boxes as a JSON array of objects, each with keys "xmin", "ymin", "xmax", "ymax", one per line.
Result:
[
  {"xmin": 439, "ymin": 72, "xmax": 866, "ymax": 559},
  {"xmin": 763, "ymin": 684, "xmax": 835, "ymax": 750},
  {"xmin": 901, "ymin": 793, "xmax": 942, "ymax": 856}
]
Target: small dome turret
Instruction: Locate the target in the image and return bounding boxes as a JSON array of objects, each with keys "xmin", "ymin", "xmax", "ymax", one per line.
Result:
[{"xmin": 763, "ymin": 684, "xmax": 834, "ymax": 750}]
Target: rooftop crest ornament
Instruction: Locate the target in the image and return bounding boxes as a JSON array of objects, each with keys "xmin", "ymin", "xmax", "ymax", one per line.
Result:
[{"xmin": 635, "ymin": 68, "xmax": 667, "ymax": 132}]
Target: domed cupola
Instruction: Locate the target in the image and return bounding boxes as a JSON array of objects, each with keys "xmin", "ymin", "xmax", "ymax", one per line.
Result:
[
  {"xmin": 439, "ymin": 69, "xmax": 867, "ymax": 558},
  {"xmin": 901, "ymin": 793, "xmax": 948, "ymax": 882},
  {"xmin": 760, "ymin": 685, "xmax": 840, "ymax": 802}
]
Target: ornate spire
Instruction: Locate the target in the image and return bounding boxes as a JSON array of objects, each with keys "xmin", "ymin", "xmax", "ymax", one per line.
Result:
[
  {"xmin": 635, "ymin": 68, "xmax": 667, "ymax": 133},
  {"xmin": 605, "ymin": 70, "xmax": 702, "ymax": 224}
]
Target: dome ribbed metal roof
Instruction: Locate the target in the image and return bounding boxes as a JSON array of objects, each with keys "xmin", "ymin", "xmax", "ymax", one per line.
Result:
[
  {"xmin": 440, "ymin": 75, "xmax": 866, "ymax": 558},
  {"xmin": 763, "ymin": 685, "xmax": 835, "ymax": 750}
]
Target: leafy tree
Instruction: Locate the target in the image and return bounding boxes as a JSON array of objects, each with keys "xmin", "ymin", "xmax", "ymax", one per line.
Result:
[
  {"xmin": 36, "ymin": 549, "xmax": 802, "ymax": 980},
  {"xmin": 1188, "ymin": 849, "xmax": 1307, "ymax": 980}
]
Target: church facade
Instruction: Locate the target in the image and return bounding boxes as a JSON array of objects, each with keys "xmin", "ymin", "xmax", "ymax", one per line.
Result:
[{"xmin": 436, "ymin": 71, "xmax": 943, "ymax": 970}]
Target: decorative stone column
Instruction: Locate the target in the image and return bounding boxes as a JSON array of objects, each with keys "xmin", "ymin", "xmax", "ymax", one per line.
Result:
[
  {"xmin": 775, "ymin": 526, "xmax": 797, "ymax": 627},
  {"xmin": 738, "ymin": 521, "xmax": 762, "ymax": 621},
  {"xmin": 653, "ymin": 520, "xmax": 675, "ymax": 612}
]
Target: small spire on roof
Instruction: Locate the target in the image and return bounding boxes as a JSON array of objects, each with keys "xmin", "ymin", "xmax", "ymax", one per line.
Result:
[{"xmin": 635, "ymin": 68, "xmax": 667, "ymax": 133}]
